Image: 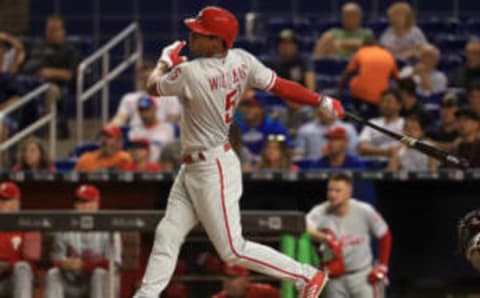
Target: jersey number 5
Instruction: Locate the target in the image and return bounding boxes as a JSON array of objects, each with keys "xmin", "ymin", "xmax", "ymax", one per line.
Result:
[{"xmin": 225, "ymin": 89, "xmax": 238, "ymax": 124}]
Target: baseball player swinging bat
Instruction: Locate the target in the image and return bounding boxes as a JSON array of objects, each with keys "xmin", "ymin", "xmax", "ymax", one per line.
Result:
[{"xmin": 344, "ymin": 111, "xmax": 470, "ymax": 169}]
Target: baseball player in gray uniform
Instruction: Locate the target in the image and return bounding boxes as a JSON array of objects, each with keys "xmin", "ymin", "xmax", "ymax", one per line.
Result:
[
  {"xmin": 45, "ymin": 184, "xmax": 122, "ymax": 298},
  {"xmin": 134, "ymin": 6, "xmax": 345, "ymax": 298},
  {"xmin": 306, "ymin": 173, "xmax": 392, "ymax": 298}
]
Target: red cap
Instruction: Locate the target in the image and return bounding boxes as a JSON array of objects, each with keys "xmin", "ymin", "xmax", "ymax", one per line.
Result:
[
  {"xmin": 184, "ymin": 6, "xmax": 239, "ymax": 48},
  {"xmin": 0, "ymin": 182, "xmax": 21, "ymax": 200},
  {"xmin": 75, "ymin": 184, "xmax": 100, "ymax": 202},
  {"xmin": 100, "ymin": 125, "xmax": 122, "ymax": 139},
  {"xmin": 224, "ymin": 264, "xmax": 250, "ymax": 277},
  {"xmin": 325, "ymin": 126, "xmax": 347, "ymax": 139}
]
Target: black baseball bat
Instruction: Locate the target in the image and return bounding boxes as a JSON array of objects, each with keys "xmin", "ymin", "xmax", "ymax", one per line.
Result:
[{"xmin": 344, "ymin": 111, "xmax": 470, "ymax": 169}]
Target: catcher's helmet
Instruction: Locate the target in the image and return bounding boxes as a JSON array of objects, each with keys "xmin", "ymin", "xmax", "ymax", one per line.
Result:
[{"xmin": 184, "ymin": 6, "xmax": 239, "ymax": 48}]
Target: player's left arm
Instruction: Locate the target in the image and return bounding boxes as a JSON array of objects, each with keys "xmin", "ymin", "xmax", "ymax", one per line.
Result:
[
  {"xmin": 147, "ymin": 41, "xmax": 187, "ymax": 96},
  {"xmin": 365, "ymin": 205, "xmax": 392, "ymax": 284}
]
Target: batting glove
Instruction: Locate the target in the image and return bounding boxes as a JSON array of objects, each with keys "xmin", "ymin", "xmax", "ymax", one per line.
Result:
[
  {"xmin": 367, "ymin": 264, "xmax": 388, "ymax": 284},
  {"xmin": 159, "ymin": 40, "xmax": 187, "ymax": 68},
  {"xmin": 319, "ymin": 95, "xmax": 345, "ymax": 119}
]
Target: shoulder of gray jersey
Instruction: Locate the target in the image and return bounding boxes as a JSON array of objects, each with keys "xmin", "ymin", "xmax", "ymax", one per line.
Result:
[
  {"xmin": 307, "ymin": 201, "xmax": 329, "ymax": 218},
  {"xmin": 350, "ymin": 198, "xmax": 378, "ymax": 217}
]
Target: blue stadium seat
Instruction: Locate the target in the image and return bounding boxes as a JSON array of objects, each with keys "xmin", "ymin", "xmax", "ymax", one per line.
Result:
[
  {"xmin": 418, "ymin": 17, "xmax": 460, "ymax": 39},
  {"xmin": 366, "ymin": 18, "xmax": 389, "ymax": 36},
  {"xmin": 466, "ymin": 19, "xmax": 480, "ymax": 34},
  {"xmin": 294, "ymin": 159, "xmax": 313, "ymax": 170},
  {"xmin": 54, "ymin": 159, "xmax": 78, "ymax": 171},
  {"xmin": 73, "ymin": 143, "xmax": 99, "ymax": 157},
  {"xmin": 314, "ymin": 18, "xmax": 341, "ymax": 35},
  {"xmin": 435, "ymin": 35, "xmax": 469, "ymax": 55},
  {"xmin": 438, "ymin": 54, "xmax": 464, "ymax": 73},
  {"xmin": 316, "ymin": 75, "xmax": 340, "ymax": 89},
  {"xmin": 313, "ymin": 58, "xmax": 348, "ymax": 76},
  {"xmin": 234, "ymin": 37, "xmax": 267, "ymax": 55}
]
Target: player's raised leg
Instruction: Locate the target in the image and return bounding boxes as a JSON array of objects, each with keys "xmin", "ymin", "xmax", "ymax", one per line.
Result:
[
  {"xmin": 184, "ymin": 150, "xmax": 326, "ymax": 294},
  {"xmin": 134, "ymin": 167, "xmax": 199, "ymax": 298}
]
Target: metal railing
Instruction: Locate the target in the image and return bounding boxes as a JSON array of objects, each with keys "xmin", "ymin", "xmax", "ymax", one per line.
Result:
[
  {"xmin": 76, "ymin": 22, "xmax": 143, "ymax": 145},
  {"xmin": 0, "ymin": 83, "xmax": 56, "ymax": 167}
]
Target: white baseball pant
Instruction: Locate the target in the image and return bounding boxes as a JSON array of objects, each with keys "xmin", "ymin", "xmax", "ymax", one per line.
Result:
[{"xmin": 134, "ymin": 146, "xmax": 318, "ymax": 297}]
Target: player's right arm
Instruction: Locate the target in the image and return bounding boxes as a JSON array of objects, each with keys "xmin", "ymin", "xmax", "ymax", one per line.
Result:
[
  {"xmin": 147, "ymin": 41, "xmax": 187, "ymax": 96},
  {"xmin": 305, "ymin": 206, "xmax": 328, "ymax": 242}
]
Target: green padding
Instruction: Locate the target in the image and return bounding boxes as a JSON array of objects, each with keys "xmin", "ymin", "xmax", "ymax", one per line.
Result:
[
  {"xmin": 280, "ymin": 234, "xmax": 296, "ymax": 298},
  {"xmin": 298, "ymin": 233, "xmax": 327, "ymax": 298}
]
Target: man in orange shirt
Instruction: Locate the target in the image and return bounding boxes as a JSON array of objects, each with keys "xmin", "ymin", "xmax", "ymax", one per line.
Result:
[
  {"xmin": 340, "ymin": 38, "xmax": 398, "ymax": 118},
  {"xmin": 211, "ymin": 264, "xmax": 279, "ymax": 298},
  {"xmin": 75, "ymin": 125, "xmax": 132, "ymax": 171},
  {"xmin": 0, "ymin": 182, "xmax": 42, "ymax": 298}
]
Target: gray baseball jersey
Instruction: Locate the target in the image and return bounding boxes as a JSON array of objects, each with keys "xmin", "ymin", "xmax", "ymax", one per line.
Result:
[
  {"xmin": 135, "ymin": 48, "xmax": 322, "ymax": 298},
  {"xmin": 157, "ymin": 48, "xmax": 276, "ymax": 155},
  {"xmin": 306, "ymin": 199, "xmax": 388, "ymax": 272}
]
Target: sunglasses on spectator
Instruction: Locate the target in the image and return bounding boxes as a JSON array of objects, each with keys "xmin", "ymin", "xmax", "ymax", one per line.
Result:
[{"xmin": 267, "ymin": 134, "xmax": 286, "ymax": 142}]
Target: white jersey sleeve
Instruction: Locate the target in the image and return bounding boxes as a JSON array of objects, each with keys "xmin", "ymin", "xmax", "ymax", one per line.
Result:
[
  {"xmin": 157, "ymin": 65, "xmax": 194, "ymax": 99},
  {"xmin": 241, "ymin": 50, "xmax": 277, "ymax": 91},
  {"xmin": 305, "ymin": 204, "xmax": 327, "ymax": 230},
  {"xmin": 358, "ymin": 125, "xmax": 374, "ymax": 143},
  {"xmin": 362, "ymin": 203, "xmax": 388, "ymax": 238}
]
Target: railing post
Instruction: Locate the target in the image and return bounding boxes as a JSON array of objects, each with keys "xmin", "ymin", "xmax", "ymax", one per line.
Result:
[
  {"xmin": 102, "ymin": 53, "xmax": 110, "ymax": 126},
  {"xmin": 77, "ymin": 65, "xmax": 85, "ymax": 146},
  {"xmin": 49, "ymin": 89, "xmax": 57, "ymax": 161},
  {"xmin": 135, "ymin": 25, "xmax": 143, "ymax": 91}
]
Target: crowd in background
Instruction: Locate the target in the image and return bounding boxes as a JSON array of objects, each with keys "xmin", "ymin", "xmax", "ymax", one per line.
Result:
[{"xmin": 1, "ymin": 1, "xmax": 480, "ymax": 174}]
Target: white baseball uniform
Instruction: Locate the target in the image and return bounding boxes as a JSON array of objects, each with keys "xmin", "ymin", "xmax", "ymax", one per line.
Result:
[
  {"xmin": 306, "ymin": 199, "xmax": 389, "ymax": 298},
  {"xmin": 134, "ymin": 48, "xmax": 318, "ymax": 298}
]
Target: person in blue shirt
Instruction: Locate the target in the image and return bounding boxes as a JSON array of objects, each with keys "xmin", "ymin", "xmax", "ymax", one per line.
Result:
[
  {"xmin": 238, "ymin": 97, "xmax": 290, "ymax": 157},
  {"xmin": 310, "ymin": 126, "xmax": 365, "ymax": 169}
]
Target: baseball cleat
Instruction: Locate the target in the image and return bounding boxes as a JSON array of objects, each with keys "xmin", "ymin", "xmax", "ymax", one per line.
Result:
[{"xmin": 300, "ymin": 270, "xmax": 329, "ymax": 298}]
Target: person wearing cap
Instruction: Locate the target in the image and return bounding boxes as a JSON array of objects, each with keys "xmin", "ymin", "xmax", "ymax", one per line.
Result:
[
  {"xmin": 313, "ymin": 2, "xmax": 374, "ymax": 58},
  {"xmin": 45, "ymin": 184, "xmax": 122, "ymax": 298},
  {"xmin": 426, "ymin": 93, "xmax": 459, "ymax": 152},
  {"xmin": 124, "ymin": 138, "xmax": 163, "ymax": 172},
  {"xmin": 397, "ymin": 78, "xmax": 432, "ymax": 127},
  {"xmin": 388, "ymin": 114, "xmax": 438, "ymax": 171},
  {"xmin": 238, "ymin": 97, "xmax": 290, "ymax": 158},
  {"xmin": 75, "ymin": 124, "xmax": 132, "ymax": 171},
  {"xmin": 110, "ymin": 60, "xmax": 181, "ymax": 127},
  {"xmin": 310, "ymin": 126, "xmax": 365, "ymax": 169},
  {"xmin": 295, "ymin": 106, "xmax": 358, "ymax": 161},
  {"xmin": 0, "ymin": 182, "xmax": 41, "ymax": 298},
  {"xmin": 128, "ymin": 95, "xmax": 176, "ymax": 163},
  {"xmin": 211, "ymin": 264, "xmax": 279, "ymax": 298},
  {"xmin": 270, "ymin": 29, "xmax": 315, "ymax": 91},
  {"xmin": 454, "ymin": 107, "xmax": 480, "ymax": 167}
]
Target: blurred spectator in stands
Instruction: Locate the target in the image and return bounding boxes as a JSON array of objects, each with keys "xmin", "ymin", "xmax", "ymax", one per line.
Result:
[
  {"xmin": 467, "ymin": 83, "xmax": 480, "ymax": 118},
  {"xmin": 211, "ymin": 264, "xmax": 279, "ymax": 298},
  {"xmin": 454, "ymin": 107, "xmax": 480, "ymax": 167},
  {"xmin": 110, "ymin": 60, "xmax": 181, "ymax": 127},
  {"xmin": 427, "ymin": 93, "xmax": 459, "ymax": 152},
  {"xmin": 295, "ymin": 107, "xmax": 358, "ymax": 160},
  {"xmin": 229, "ymin": 123, "xmax": 253, "ymax": 172},
  {"xmin": 310, "ymin": 126, "xmax": 365, "ymax": 169},
  {"xmin": 339, "ymin": 37, "xmax": 398, "ymax": 119},
  {"xmin": 379, "ymin": 2, "xmax": 427, "ymax": 61},
  {"xmin": 313, "ymin": 2, "xmax": 374, "ymax": 58},
  {"xmin": 45, "ymin": 184, "xmax": 122, "ymax": 298},
  {"xmin": 22, "ymin": 15, "xmax": 78, "ymax": 83},
  {"xmin": 128, "ymin": 95, "xmax": 175, "ymax": 163},
  {"xmin": 0, "ymin": 32, "xmax": 25, "ymax": 74},
  {"xmin": 12, "ymin": 136, "xmax": 55, "ymax": 171},
  {"xmin": 271, "ymin": 100, "xmax": 314, "ymax": 139},
  {"xmin": 399, "ymin": 44, "xmax": 447, "ymax": 96},
  {"xmin": 238, "ymin": 97, "xmax": 289, "ymax": 158},
  {"xmin": 257, "ymin": 134, "xmax": 297, "ymax": 172},
  {"xmin": 159, "ymin": 140, "xmax": 181, "ymax": 172},
  {"xmin": 75, "ymin": 125, "xmax": 132, "ymax": 171},
  {"xmin": 449, "ymin": 39, "xmax": 480, "ymax": 89},
  {"xmin": 123, "ymin": 138, "xmax": 162, "ymax": 172},
  {"xmin": 397, "ymin": 78, "xmax": 432, "ymax": 126},
  {"xmin": 0, "ymin": 182, "xmax": 41, "ymax": 298},
  {"xmin": 388, "ymin": 114, "xmax": 438, "ymax": 171},
  {"xmin": 358, "ymin": 89, "xmax": 404, "ymax": 163},
  {"xmin": 270, "ymin": 29, "xmax": 315, "ymax": 91}
]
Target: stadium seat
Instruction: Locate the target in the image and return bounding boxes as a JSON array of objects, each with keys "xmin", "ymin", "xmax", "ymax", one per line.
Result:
[
  {"xmin": 435, "ymin": 34, "xmax": 469, "ymax": 55},
  {"xmin": 366, "ymin": 18, "xmax": 389, "ymax": 36},
  {"xmin": 54, "ymin": 159, "xmax": 78, "ymax": 171},
  {"xmin": 293, "ymin": 159, "xmax": 313, "ymax": 170},
  {"xmin": 234, "ymin": 37, "xmax": 267, "ymax": 55},
  {"xmin": 73, "ymin": 143, "xmax": 99, "ymax": 157},
  {"xmin": 314, "ymin": 18, "xmax": 341, "ymax": 35},
  {"xmin": 438, "ymin": 54, "xmax": 464, "ymax": 73},
  {"xmin": 313, "ymin": 58, "xmax": 348, "ymax": 76},
  {"xmin": 316, "ymin": 75, "xmax": 340, "ymax": 89}
]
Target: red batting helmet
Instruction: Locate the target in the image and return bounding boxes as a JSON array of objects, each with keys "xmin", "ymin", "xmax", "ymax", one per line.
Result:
[
  {"xmin": 75, "ymin": 184, "xmax": 100, "ymax": 202},
  {"xmin": 184, "ymin": 6, "xmax": 239, "ymax": 48},
  {"xmin": 0, "ymin": 182, "xmax": 21, "ymax": 200}
]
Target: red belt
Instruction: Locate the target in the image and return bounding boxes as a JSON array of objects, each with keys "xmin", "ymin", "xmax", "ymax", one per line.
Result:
[{"xmin": 182, "ymin": 143, "xmax": 232, "ymax": 164}]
